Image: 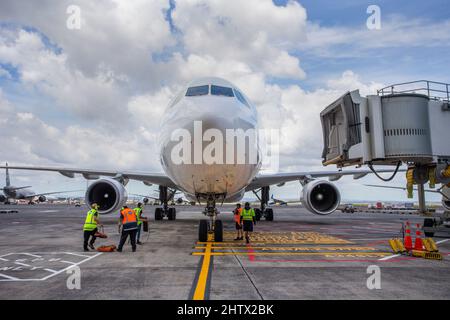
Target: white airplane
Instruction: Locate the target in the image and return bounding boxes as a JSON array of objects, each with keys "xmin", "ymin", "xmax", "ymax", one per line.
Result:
[
  {"xmin": 0, "ymin": 163, "xmax": 81, "ymax": 204},
  {"xmin": 1, "ymin": 77, "xmax": 398, "ymax": 241}
]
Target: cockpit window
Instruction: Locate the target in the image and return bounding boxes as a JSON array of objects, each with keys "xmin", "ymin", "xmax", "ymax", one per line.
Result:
[
  {"xmin": 186, "ymin": 85, "xmax": 209, "ymax": 96},
  {"xmin": 234, "ymin": 89, "xmax": 250, "ymax": 108},
  {"xmin": 211, "ymin": 85, "xmax": 234, "ymax": 97}
]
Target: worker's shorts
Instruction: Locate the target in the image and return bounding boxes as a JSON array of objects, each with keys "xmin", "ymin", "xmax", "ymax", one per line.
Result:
[
  {"xmin": 235, "ymin": 222, "xmax": 242, "ymax": 230},
  {"xmin": 243, "ymin": 220, "xmax": 253, "ymax": 232}
]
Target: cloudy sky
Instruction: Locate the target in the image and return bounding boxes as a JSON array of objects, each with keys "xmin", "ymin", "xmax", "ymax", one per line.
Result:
[{"xmin": 0, "ymin": 0, "xmax": 449, "ymax": 202}]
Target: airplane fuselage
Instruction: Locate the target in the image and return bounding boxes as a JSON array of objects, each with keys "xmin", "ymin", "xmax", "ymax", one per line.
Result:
[
  {"xmin": 2, "ymin": 186, "xmax": 35, "ymax": 200},
  {"xmin": 159, "ymin": 78, "xmax": 261, "ymax": 202}
]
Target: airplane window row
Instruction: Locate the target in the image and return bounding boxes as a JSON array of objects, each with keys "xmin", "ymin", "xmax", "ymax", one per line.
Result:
[{"xmin": 185, "ymin": 84, "xmax": 250, "ymax": 108}]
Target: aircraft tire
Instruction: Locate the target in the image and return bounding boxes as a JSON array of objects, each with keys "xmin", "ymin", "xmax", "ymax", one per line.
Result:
[
  {"xmin": 214, "ymin": 220, "xmax": 223, "ymax": 242},
  {"xmin": 155, "ymin": 208, "xmax": 163, "ymax": 220},
  {"xmin": 199, "ymin": 220, "xmax": 208, "ymax": 242},
  {"xmin": 168, "ymin": 207, "xmax": 176, "ymax": 220},
  {"xmin": 424, "ymin": 218, "xmax": 435, "ymax": 237},
  {"xmin": 264, "ymin": 208, "xmax": 274, "ymax": 221},
  {"xmin": 255, "ymin": 208, "xmax": 262, "ymax": 221}
]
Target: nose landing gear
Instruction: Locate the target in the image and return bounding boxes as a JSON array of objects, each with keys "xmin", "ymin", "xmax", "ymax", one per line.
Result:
[{"xmin": 198, "ymin": 194, "xmax": 224, "ymax": 242}]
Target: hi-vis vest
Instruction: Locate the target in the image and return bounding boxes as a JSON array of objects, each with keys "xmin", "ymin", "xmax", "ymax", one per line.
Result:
[
  {"xmin": 121, "ymin": 208, "xmax": 138, "ymax": 231},
  {"xmin": 134, "ymin": 207, "xmax": 142, "ymax": 225},
  {"xmin": 241, "ymin": 208, "xmax": 255, "ymax": 221},
  {"xmin": 234, "ymin": 208, "xmax": 242, "ymax": 223},
  {"xmin": 83, "ymin": 209, "xmax": 98, "ymax": 231}
]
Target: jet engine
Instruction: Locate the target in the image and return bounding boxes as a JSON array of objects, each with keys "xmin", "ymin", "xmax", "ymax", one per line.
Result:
[
  {"xmin": 85, "ymin": 178, "xmax": 128, "ymax": 214},
  {"xmin": 301, "ymin": 180, "xmax": 340, "ymax": 215},
  {"xmin": 442, "ymin": 199, "xmax": 450, "ymax": 211},
  {"xmin": 38, "ymin": 196, "xmax": 46, "ymax": 202},
  {"xmin": 143, "ymin": 197, "xmax": 149, "ymax": 205},
  {"xmin": 0, "ymin": 195, "xmax": 5, "ymax": 202}
]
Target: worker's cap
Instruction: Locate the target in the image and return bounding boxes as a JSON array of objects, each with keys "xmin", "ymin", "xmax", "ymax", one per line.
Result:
[
  {"xmin": 236, "ymin": 203, "xmax": 241, "ymax": 207},
  {"xmin": 138, "ymin": 202, "xmax": 143, "ymax": 207},
  {"xmin": 91, "ymin": 203, "xmax": 99, "ymax": 209},
  {"xmin": 244, "ymin": 202, "xmax": 250, "ymax": 206}
]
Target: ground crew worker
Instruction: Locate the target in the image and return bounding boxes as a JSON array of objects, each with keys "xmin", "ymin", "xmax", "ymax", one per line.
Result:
[
  {"xmin": 233, "ymin": 203, "xmax": 243, "ymax": 240},
  {"xmin": 117, "ymin": 205, "xmax": 138, "ymax": 252},
  {"xmin": 240, "ymin": 202, "xmax": 256, "ymax": 244},
  {"xmin": 83, "ymin": 203, "xmax": 102, "ymax": 252},
  {"xmin": 134, "ymin": 202, "xmax": 147, "ymax": 245}
]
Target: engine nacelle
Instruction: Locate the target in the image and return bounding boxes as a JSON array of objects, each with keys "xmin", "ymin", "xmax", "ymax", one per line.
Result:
[
  {"xmin": 301, "ymin": 180, "xmax": 340, "ymax": 215},
  {"xmin": 442, "ymin": 199, "xmax": 450, "ymax": 211},
  {"xmin": 442, "ymin": 186, "xmax": 450, "ymax": 211},
  {"xmin": 38, "ymin": 196, "xmax": 46, "ymax": 202},
  {"xmin": 85, "ymin": 178, "xmax": 128, "ymax": 214},
  {"xmin": 143, "ymin": 197, "xmax": 149, "ymax": 205},
  {"xmin": 0, "ymin": 195, "xmax": 5, "ymax": 202}
]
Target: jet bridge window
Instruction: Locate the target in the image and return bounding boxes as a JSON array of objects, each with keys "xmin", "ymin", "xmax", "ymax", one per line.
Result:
[
  {"xmin": 186, "ymin": 85, "xmax": 209, "ymax": 96},
  {"xmin": 234, "ymin": 89, "xmax": 250, "ymax": 108},
  {"xmin": 211, "ymin": 85, "xmax": 234, "ymax": 97}
]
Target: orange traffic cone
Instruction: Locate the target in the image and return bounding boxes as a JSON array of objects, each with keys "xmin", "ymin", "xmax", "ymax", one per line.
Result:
[
  {"xmin": 404, "ymin": 222, "xmax": 413, "ymax": 251},
  {"xmin": 414, "ymin": 223, "xmax": 424, "ymax": 251}
]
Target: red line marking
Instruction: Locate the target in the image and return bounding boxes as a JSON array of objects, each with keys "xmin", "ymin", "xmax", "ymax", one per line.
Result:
[
  {"xmin": 246, "ymin": 243, "xmax": 255, "ymax": 262},
  {"xmin": 252, "ymin": 257, "xmax": 416, "ymax": 263}
]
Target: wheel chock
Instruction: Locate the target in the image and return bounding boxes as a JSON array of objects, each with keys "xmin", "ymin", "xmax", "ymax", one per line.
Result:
[
  {"xmin": 389, "ymin": 238, "xmax": 406, "ymax": 254},
  {"xmin": 424, "ymin": 252, "xmax": 443, "ymax": 260},
  {"xmin": 423, "ymin": 238, "xmax": 439, "ymax": 252}
]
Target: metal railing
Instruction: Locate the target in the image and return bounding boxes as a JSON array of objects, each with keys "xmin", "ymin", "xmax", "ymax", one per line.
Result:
[{"xmin": 377, "ymin": 80, "xmax": 450, "ymax": 102}]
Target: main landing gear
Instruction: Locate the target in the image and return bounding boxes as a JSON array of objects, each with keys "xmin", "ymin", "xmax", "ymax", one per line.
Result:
[
  {"xmin": 253, "ymin": 186, "xmax": 274, "ymax": 221},
  {"xmin": 154, "ymin": 186, "xmax": 177, "ymax": 221},
  {"xmin": 198, "ymin": 195, "xmax": 223, "ymax": 242}
]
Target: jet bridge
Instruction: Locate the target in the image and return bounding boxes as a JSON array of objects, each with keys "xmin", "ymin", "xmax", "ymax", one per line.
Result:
[
  {"xmin": 319, "ymin": 80, "xmax": 450, "ymax": 220},
  {"xmin": 321, "ymin": 80, "xmax": 450, "ymax": 168}
]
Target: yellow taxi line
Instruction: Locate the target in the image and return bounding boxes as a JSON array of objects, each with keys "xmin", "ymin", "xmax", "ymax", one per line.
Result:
[{"xmin": 192, "ymin": 242, "xmax": 212, "ymax": 300}]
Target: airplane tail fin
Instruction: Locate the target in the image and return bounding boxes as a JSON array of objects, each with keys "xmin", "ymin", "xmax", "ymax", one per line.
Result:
[{"xmin": 5, "ymin": 162, "xmax": 10, "ymax": 187}]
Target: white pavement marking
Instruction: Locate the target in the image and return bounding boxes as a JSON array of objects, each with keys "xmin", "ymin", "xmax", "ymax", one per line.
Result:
[
  {"xmin": 60, "ymin": 260, "xmax": 76, "ymax": 265},
  {"xmin": 39, "ymin": 253, "xmax": 102, "ymax": 281},
  {"xmin": 0, "ymin": 258, "xmax": 8, "ymax": 261},
  {"xmin": 14, "ymin": 262, "xmax": 31, "ymax": 267},
  {"xmin": 63, "ymin": 252, "xmax": 90, "ymax": 258},
  {"xmin": 0, "ymin": 252, "xmax": 103, "ymax": 282},
  {"xmin": 22, "ymin": 253, "xmax": 42, "ymax": 258},
  {"xmin": 0, "ymin": 273, "xmax": 19, "ymax": 280},
  {"xmin": 436, "ymin": 239, "xmax": 450, "ymax": 245},
  {"xmin": 378, "ymin": 254, "xmax": 401, "ymax": 261}
]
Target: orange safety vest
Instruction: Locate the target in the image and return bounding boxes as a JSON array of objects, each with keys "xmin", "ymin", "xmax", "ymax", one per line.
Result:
[
  {"xmin": 121, "ymin": 208, "xmax": 137, "ymax": 224},
  {"xmin": 234, "ymin": 208, "xmax": 242, "ymax": 223}
]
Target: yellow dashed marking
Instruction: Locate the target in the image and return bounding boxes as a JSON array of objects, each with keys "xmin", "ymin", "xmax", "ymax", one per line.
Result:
[
  {"xmin": 192, "ymin": 252, "xmax": 391, "ymax": 257},
  {"xmin": 194, "ymin": 246, "xmax": 379, "ymax": 252}
]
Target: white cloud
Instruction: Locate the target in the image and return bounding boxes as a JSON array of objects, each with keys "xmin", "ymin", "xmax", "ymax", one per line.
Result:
[
  {"xmin": 304, "ymin": 16, "xmax": 450, "ymax": 57},
  {"xmin": 0, "ymin": 1, "xmax": 443, "ymax": 202},
  {"xmin": 171, "ymin": 0, "xmax": 307, "ymax": 79}
]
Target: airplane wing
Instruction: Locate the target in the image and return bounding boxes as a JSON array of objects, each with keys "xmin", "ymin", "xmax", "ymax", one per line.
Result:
[
  {"xmin": 363, "ymin": 184, "xmax": 440, "ymax": 193},
  {"xmin": 28, "ymin": 190, "xmax": 84, "ymax": 198},
  {"xmin": 129, "ymin": 193, "xmax": 159, "ymax": 200},
  {"xmin": 246, "ymin": 168, "xmax": 404, "ymax": 191},
  {"xmin": 0, "ymin": 165, "xmax": 178, "ymax": 189}
]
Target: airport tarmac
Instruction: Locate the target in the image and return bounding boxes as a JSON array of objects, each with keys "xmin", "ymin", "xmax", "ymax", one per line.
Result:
[{"xmin": 0, "ymin": 204, "xmax": 449, "ymax": 300}]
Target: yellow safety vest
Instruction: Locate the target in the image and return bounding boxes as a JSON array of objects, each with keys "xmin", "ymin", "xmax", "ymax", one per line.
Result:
[
  {"xmin": 241, "ymin": 208, "xmax": 255, "ymax": 221},
  {"xmin": 134, "ymin": 207, "xmax": 142, "ymax": 225},
  {"xmin": 83, "ymin": 209, "xmax": 98, "ymax": 231}
]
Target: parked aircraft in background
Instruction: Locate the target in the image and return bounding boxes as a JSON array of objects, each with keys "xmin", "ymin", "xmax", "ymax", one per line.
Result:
[{"xmin": 0, "ymin": 163, "xmax": 81, "ymax": 204}]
